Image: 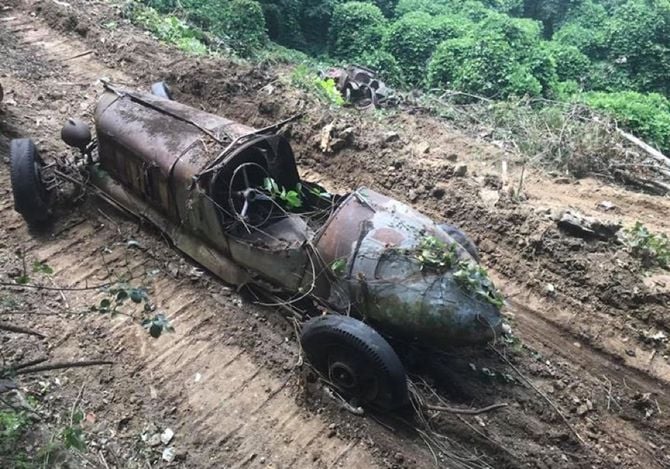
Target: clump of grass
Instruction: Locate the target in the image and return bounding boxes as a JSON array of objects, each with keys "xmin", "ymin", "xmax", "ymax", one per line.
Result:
[
  {"xmin": 624, "ymin": 222, "xmax": 670, "ymax": 269},
  {"xmin": 130, "ymin": 5, "xmax": 209, "ymax": 55},
  {"xmin": 291, "ymin": 64, "xmax": 344, "ymax": 106}
]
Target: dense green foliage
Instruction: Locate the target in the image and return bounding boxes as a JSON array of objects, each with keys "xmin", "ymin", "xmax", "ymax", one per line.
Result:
[
  {"xmin": 135, "ymin": 0, "xmax": 670, "ymax": 152},
  {"xmin": 328, "ymin": 2, "xmax": 387, "ymax": 60},
  {"xmin": 584, "ymin": 91, "xmax": 670, "ymax": 151}
]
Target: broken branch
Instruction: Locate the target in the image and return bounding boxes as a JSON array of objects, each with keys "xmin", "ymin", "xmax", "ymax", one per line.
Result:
[
  {"xmin": 0, "ymin": 322, "xmax": 46, "ymax": 338},
  {"xmin": 617, "ymin": 128, "xmax": 670, "ymax": 168},
  {"xmin": 424, "ymin": 402, "xmax": 508, "ymax": 415},
  {"xmin": 15, "ymin": 360, "xmax": 114, "ymax": 375}
]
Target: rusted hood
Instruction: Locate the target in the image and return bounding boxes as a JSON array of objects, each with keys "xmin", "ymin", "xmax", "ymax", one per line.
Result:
[{"xmin": 315, "ymin": 188, "xmax": 503, "ymax": 348}]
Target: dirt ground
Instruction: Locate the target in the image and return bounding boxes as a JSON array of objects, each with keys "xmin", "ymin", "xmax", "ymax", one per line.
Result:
[{"xmin": 1, "ymin": 0, "xmax": 670, "ymax": 468}]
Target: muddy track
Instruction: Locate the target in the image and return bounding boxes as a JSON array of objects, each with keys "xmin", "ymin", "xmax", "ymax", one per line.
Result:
[
  {"xmin": 0, "ymin": 6, "xmax": 432, "ymax": 469},
  {"xmin": 2, "ymin": 1, "xmax": 670, "ymax": 468}
]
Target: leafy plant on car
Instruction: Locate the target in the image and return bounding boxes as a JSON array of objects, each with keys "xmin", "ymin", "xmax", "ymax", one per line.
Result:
[
  {"xmin": 262, "ymin": 177, "xmax": 303, "ymax": 209},
  {"xmin": 623, "ymin": 222, "xmax": 670, "ymax": 269},
  {"xmin": 453, "ymin": 262, "xmax": 505, "ymax": 308},
  {"xmin": 330, "ymin": 258, "xmax": 347, "ymax": 277},
  {"xmin": 414, "ymin": 235, "xmax": 458, "ymax": 271}
]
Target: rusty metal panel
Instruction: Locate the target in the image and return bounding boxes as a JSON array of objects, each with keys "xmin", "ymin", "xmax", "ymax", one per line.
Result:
[
  {"xmin": 89, "ymin": 166, "xmax": 250, "ymax": 287},
  {"xmin": 316, "ymin": 188, "xmax": 502, "ymax": 348}
]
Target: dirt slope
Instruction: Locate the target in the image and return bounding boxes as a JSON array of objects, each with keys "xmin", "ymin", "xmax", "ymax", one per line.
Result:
[{"xmin": 1, "ymin": 0, "xmax": 670, "ymax": 468}]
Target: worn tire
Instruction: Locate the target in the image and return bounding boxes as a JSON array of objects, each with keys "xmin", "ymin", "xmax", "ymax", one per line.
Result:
[
  {"xmin": 10, "ymin": 138, "xmax": 52, "ymax": 226},
  {"xmin": 440, "ymin": 223, "xmax": 480, "ymax": 262},
  {"xmin": 301, "ymin": 315, "xmax": 408, "ymax": 410},
  {"xmin": 150, "ymin": 81, "xmax": 172, "ymax": 100}
]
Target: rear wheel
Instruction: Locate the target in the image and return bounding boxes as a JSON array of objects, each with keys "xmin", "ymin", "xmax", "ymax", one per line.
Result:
[
  {"xmin": 301, "ymin": 315, "xmax": 408, "ymax": 410},
  {"xmin": 10, "ymin": 138, "xmax": 53, "ymax": 226}
]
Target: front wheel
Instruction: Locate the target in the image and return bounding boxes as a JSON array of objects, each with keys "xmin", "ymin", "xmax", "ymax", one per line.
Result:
[
  {"xmin": 301, "ymin": 315, "xmax": 408, "ymax": 410},
  {"xmin": 10, "ymin": 138, "xmax": 53, "ymax": 227}
]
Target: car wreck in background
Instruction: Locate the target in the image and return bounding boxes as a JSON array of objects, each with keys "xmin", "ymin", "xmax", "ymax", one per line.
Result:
[
  {"xmin": 322, "ymin": 65, "xmax": 396, "ymax": 109},
  {"xmin": 9, "ymin": 82, "xmax": 504, "ymax": 410}
]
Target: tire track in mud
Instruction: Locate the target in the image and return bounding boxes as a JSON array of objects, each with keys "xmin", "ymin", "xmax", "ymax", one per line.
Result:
[{"xmin": 0, "ymin": 10, "xmax": 412, "ymax": 468}]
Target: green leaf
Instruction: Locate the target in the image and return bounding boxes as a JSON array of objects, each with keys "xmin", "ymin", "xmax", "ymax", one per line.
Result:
[
  {"xmin": 99, "ymin": 299, "xmax": 111, "ymax": 310},
  {"xmin": 330, "ymin": 258, "xmax": 347, "ymax": 277},
  {"xmin": 284, "ymin": 191, "xmax": 303, "ymax": 208},
  {"xmin": 116, "ymin": 290, "xmax": 129, "ymax": 303},
  {"xmin": 32, "ymin": 261, "xmax": 53, "ymax": 275},
  {"xmin": 142, "ymin": 313, "xmax": 174, "ymax": 338},
  {"xmin": 129, "ymin": 289, "xmax": 144, "ymax": 303},
  {"xmin": 62, "ymin": 426, "xmax": 86, "ymax": 451},
  {"xmin": 72, "ymin": 410, "xmax": 84, "ymax": 424},
  {"xmin": 15, "ymin": 275, "xmax": 30, "ymax": 285}
]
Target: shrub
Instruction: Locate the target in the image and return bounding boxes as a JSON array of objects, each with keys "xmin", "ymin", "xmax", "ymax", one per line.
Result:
[
  {"xmin": 427, "ymin": 35, "xmax": 516, "ymax": 97},
  {"xmin": 218, "ymin": 0, "xmax": 267, "ymax": 56},
  {"xmin": 551, "ymin": 1, "xmax": 608, "ymax": 57},
  {"xmin": 328, "ymin": 2, "xmax": 387, "ymax": 59},
  {"xmin": 291, "ymin": 64, "xmax": 344, "ymax": 106},
  {"xmin": 553, "ymin": 23, "xmax": 606, "ymax": 58},
  {"xmin": 624, "ymin": 222, "xmax": 670, "ymax": 269},
  {"xmin": 132, "ymin": 5, "xmax": 209, "ymax": 55},
  {"xmin": 260, "ymin": 0, "xmax": 305, "ymax": 49},
  {"xmin": 476, "ymin": 12, "xmax": 542, "ymax": 58},
  {"xmin": 355, "ymin": 50, "xmax": 405, "ymax": 85},
  {"xmin": 383, "ymin": 12, "xmax": 468, "ymax": 85},
  {"xmin": 524, "ymin": 43, "xmax": 557, "ymax": 95},
  {"xmin": 427, "ymin": 22, "xmax": 548, "ymax": 99},
  {"xmin": 546, "ymin": 42, "xmax": 590, "ymax": 82},
  {"xmin": 584, "ymin": 91, "xmax": 670, "ymax": 152},
  {"xmin": 605, "ymin": 0, "xmax": 670, "ymax": 94},
  {"xmin": 585, "ymin": 61, "xmax": 634, "ymax": 92}
]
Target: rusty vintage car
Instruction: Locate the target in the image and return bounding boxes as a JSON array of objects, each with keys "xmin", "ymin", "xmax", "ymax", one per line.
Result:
[{"xmin": 9, "ymin": 82, "xmax": 504, "ymax": 410}]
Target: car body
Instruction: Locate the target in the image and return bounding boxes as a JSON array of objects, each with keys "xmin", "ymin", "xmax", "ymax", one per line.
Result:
[{"xmin": 10, "ymin": 82, "xmax": 504, "ymax": 409}]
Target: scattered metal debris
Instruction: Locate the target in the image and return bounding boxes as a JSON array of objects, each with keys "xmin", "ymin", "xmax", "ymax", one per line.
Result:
[
  {"xmin": 322, "ymin": 65, "xmax": 395, "ymax": 110},
  {"xmin": 557, "ymin": 210, "xmax": 621, "ymax": 240}
]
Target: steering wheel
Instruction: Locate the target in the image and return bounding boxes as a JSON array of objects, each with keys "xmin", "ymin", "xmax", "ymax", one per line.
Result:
[{"xmin": 227, "ymin": 162, "xmax": 275, "ymax": 228}]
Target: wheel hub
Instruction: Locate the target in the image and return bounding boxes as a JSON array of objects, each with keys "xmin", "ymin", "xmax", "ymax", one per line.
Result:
[{"xmin": 329, "ymin": 361, "xmax": 358, "ymax": 390}]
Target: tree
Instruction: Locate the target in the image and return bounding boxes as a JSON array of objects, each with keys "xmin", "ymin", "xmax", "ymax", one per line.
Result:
[
  {"xmin": 299, "ymin": 0, "xmax": 338, "ymax": 53},
  {"xmin": 521, "ymin": 0, "xmax": 583, "ymax": 37},
  {"xmin": 260, "ymin": 0, "xmax": 305, "ymax": 50}
]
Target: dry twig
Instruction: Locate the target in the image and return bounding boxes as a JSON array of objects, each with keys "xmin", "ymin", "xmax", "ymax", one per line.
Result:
[{"xmin": 15, "ymin": 360, "xmax": 114, "ymax": 375}]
